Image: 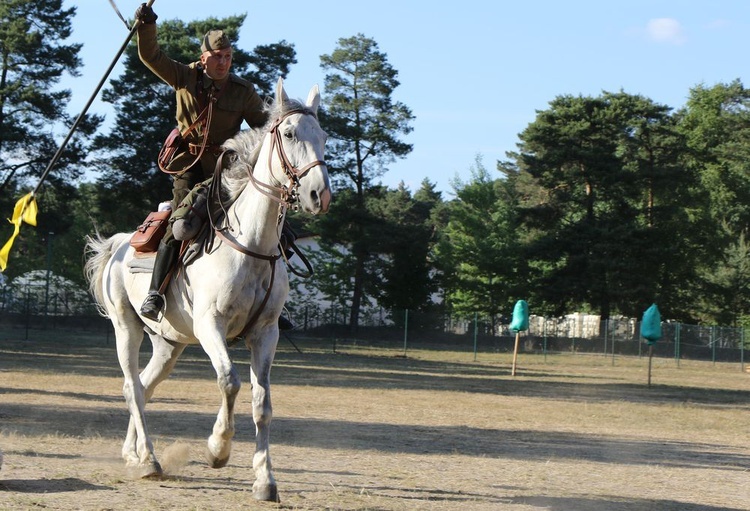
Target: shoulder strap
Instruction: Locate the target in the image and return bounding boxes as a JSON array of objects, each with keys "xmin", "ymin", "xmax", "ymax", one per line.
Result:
[{"xmin": 158, "ymin": 81, "xmax": 228, "ymax": 175}]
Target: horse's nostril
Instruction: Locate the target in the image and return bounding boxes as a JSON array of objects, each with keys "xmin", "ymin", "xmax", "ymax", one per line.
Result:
[
  {"xmin": 311, "ymin": 190, "xmax": 319, "ymax": 204},
  {"xmin": 320, "ymin": 188, "xmax": 331, "ymax": 212}
]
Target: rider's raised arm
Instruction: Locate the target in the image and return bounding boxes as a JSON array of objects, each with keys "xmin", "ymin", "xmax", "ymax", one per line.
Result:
[{"xmin": 137, "ymin": 17, "xmax": 192, "ymax": 89}]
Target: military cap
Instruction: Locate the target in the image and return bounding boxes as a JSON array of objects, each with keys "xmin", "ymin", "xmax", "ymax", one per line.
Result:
[{"xmin": 201, "ymin": 30, "xmax": 231, "ymax": 53}]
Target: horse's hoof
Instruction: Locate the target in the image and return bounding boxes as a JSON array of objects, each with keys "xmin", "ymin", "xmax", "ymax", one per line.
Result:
[
  {"xmin": 131, "ymin": 461, "xmax": 163, "ymax": 479},
  {"xmin": 206, "ymin": 448, "xmax": 230, "ymax": 469},
  {"xmin": 253, "ymin": 483, "xmax": 279, "ymax": 502}
]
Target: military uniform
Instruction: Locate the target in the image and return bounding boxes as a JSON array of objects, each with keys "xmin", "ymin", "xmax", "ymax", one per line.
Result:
[
  {"xmin": 137, "ymin": 24, "xmax": 269, "ymax": 208},
  {"xmin": 134, "ymin": 11, "xmax": 276, "ymax": 322}
]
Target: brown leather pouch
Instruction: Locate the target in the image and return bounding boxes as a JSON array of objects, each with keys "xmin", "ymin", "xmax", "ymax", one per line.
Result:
[{"xmin": 130, "ymin": 210, "xmax": 171, "ymax": 253}]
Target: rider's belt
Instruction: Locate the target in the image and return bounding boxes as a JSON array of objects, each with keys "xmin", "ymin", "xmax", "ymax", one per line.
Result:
[{"xmin": 188, "ymin": 142, "xmax": 223, "ymax": 156}]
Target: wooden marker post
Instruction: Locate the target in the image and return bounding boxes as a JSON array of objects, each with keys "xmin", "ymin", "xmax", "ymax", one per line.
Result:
[{"xmin": 511, "ymin": 330, "xmax": 521, "ymax": 377}]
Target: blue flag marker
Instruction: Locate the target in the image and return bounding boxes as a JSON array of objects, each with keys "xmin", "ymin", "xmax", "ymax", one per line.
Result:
[
  {"xmin": 641, "ymin": 303, "xmax": 662, "ymax": 345},
  {"xmin": 510, "ymin": 300, "xmax": 529, "ymax": 332}
]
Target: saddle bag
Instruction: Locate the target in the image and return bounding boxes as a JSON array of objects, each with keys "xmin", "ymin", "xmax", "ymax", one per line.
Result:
[{"xmin": 130, "ymin": 210, "xmax": 171, "ymax": 253}]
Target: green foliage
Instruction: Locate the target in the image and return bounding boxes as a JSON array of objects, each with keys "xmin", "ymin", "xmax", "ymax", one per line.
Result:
[
  {"xmin": 514, "ymin": 91, "xmax": 707, "ymax": 320},
  {"xmin": 367, "ymin": 182, "xmax": 441, "ymax": 311},
  {"xmin": 677, "ymin": 80, "xmax": 750, "ymax": 324},
  {"xmin": 678, "ymin": 80, "xmax": 750, "ymax": 236},
  {"xmin": 435, "ymin": 156, "xmax": 523, "ymax": 323},
  {"xmin": 320, "ymin": 34, "xmax": 414, "ymax": 193}
]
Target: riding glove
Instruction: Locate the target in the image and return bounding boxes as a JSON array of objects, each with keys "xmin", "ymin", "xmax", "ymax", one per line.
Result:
[{"xmin": 135, "ymin": 3, "xmax": 158, "ymax": 24}]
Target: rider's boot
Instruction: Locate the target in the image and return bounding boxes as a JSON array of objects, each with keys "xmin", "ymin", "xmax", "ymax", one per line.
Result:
[{"xmin": 140, "ymin": 241, "xmax": 179, "ymax": 321}]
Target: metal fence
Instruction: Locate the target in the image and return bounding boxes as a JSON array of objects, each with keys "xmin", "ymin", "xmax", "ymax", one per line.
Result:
[
  {"xmin": 1, "ymin": 285, "xmax": 746, "ymax": 371},
  {"xmin": 285, "ymin": 306, "xmax": 748, "ymax": 370}
]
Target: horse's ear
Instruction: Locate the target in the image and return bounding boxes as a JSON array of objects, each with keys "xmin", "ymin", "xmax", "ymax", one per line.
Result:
[
  {"xmin": 306, "ymin": 84, "xmax": 321, "ymax": 116},
  {"xmin": 275, "ymin": 77, "xmax": 289, "ymax": 106}
]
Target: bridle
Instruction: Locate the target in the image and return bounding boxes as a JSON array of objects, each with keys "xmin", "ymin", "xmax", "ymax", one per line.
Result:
[
  {"xmin": 211, "ymin": 107, "xmax": 326, "ymax": 247},
  {"xmin": 246, "ymin": 108, "xmax": 326, "ymax": 212}
]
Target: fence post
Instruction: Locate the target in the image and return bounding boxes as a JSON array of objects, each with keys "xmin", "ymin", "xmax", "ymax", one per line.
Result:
[
  {"xmin": 543, "ymin": 317, "xmax": 548, "ymax": 363},
  {"xmin": 711, "ymin": 325, "xmax": 716, "ymax": 365},
  {"xmin": 741, "ymin": 327, "xmax": 745, "ymax": 373},
  {"xmin": 609, "ymin": 318, "xmax": 615, "ymax": 366},
  {"xmin": 571, "ymin": 316, "xmax": 576, "ymax": 353},
  {"xmin": 603, "ymin": 317, "xmax": 608, "ymax": 356},
  {"xmin": 675, "ymin": 323, "xmax": 681, "ymax": 368},
  {"xmin": 44, "ymin": 232, "xmax": 54, "ymax": 317},
  {"xmin": 24, "ymin": 283, "xmax": 32, "ymax": 340},
  {"xmin": 473, "ymin": 312, "xmax": 478, "ymax": 361},
  {"xmin": 637, "ymin": 318, "xmax": 642, "ymax": 358},
  {"xmin": 403, "ymin": 309, "xmax": 409, "ymax": 357}
]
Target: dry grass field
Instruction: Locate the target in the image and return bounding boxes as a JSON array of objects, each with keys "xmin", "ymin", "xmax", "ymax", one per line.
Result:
[{"xmin": 0, "ymin": 334, "xmax": 748, "ymax": 510}]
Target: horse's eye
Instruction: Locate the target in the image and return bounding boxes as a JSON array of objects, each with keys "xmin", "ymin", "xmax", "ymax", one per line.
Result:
[{"xmin": 284, "ymin": 130, "xmax": 294, "ymax": 140}]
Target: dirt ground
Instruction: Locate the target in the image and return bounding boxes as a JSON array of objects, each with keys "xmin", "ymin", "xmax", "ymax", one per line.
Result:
[{"xmin": 0, "ymin": 336, "xmax": 748, "ymax": 510}]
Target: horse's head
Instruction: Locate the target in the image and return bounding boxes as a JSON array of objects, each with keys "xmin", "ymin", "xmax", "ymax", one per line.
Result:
[{"xmin": 269, "ymin": 78, "xmax": 332, "ymax": 215}]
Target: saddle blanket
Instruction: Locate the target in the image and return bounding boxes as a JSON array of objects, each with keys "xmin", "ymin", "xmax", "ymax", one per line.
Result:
[{"xmin": 128, "ymin": 253, "xmax": 156, "ymax": 273}]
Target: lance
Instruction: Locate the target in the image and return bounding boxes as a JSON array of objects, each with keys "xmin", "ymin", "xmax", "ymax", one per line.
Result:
[{"xmin": 0, "ymin": 0, "xmax": 156, "ymax": 271}]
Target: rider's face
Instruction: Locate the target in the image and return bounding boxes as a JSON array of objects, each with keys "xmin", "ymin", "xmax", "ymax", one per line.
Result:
[{"xmin": 200, "ymin": 48, "xmax": 232, "ymax": 81}]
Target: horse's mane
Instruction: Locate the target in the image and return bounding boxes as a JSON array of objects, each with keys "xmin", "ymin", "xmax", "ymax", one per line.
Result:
[{"xmin": 220, "ymin": 96, "xmax": 316, "ymax": 201}]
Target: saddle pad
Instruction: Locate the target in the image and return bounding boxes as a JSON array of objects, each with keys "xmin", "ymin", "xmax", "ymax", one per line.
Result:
[{"xmin": 128, "ymin": 252, "xmax": 156, "ymax": 273}]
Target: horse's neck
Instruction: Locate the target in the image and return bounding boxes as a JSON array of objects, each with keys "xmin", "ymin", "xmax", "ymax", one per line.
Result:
[{"xmin": 227, "ymin": 178, "xmax": 283, "ymax": 253}]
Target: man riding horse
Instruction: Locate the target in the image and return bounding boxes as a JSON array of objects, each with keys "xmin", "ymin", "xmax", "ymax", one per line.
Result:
[{"xmin": 134, "ymin": 3, "xmax": 293, "ymax": 329}]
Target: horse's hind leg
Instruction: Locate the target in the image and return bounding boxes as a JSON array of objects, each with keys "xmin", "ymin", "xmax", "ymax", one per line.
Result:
[
  {"xmin": 115, "ymin": 320, "xmax": 167, "ymax": 478},
  {"xmin": 122, "ymin": 333, "xmax": 186, "ymax": 472}
]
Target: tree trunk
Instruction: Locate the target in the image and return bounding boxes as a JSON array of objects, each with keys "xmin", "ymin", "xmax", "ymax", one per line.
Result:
[{"xmin": 349, "ymin": 250, "xmax": 366, "ymax": 332}]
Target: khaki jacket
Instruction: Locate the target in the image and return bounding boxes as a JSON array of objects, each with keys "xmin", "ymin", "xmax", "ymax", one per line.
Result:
[{"xmin": 137, "ymin": 24, "xmax": 268, "ymax": 174}]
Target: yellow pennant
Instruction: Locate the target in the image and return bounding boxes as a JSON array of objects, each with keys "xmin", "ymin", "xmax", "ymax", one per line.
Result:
[{"xmin": 0, "ymin": 193, "xmax": 38, "ymax": 272}]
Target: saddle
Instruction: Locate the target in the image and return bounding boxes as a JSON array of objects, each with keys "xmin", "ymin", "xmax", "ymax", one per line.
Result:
[{"xmin": 127, "ymin": 173, "xmax": 311, "ymax": 276}]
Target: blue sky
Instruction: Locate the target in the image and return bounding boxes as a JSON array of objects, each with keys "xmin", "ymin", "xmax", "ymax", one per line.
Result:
[{"xmin": 62, "ymin": 1, "xmax": 750, "ymax": 196}]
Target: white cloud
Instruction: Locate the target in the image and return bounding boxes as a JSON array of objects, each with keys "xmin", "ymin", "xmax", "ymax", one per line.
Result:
[{"xmin": 646, "ymin": 18, "xmax": 687, "ymax": 45}]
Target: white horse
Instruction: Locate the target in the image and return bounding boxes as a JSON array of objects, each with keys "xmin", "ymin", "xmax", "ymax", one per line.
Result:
[{"xmin": 84, "ymin": 78, "xmax": 330, "ymax": 502}]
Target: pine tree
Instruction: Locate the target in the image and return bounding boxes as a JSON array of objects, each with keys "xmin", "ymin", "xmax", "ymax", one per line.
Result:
[{"xmin": 318, "ymin": 34, "xmax": 414, "ymax": 329}]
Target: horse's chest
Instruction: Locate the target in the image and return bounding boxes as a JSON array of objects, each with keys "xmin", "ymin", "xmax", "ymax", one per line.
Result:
[{"xmin": 215, "ymin": 269, "xmax": 278, "ymax": 313}]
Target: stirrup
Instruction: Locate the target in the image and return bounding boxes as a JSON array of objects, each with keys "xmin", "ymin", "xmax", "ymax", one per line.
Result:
[
  {"xmin": 140, "ymin": 292, "xmax": 165, "ymax": 321},
  {"xmin": 278, "ymin": 314, "xmax": 295, "ymax": 331}
]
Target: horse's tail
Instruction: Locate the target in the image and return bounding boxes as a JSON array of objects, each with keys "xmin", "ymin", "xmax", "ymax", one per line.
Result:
[{"xmin": 84, "ymin": 232, "xmax": 130, "ymax": 317}]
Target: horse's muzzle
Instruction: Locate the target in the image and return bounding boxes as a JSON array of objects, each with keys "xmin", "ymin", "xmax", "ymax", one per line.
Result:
[{"xmin": 311, "ymin": 187, "xmax": 331, "ymax": 214}]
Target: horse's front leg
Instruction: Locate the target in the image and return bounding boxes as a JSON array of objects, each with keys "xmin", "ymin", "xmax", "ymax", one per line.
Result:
[
  {"xmin": 197, "ymin": 326, "xmax": 241, "ymax": 469},
  {"xmin": 247, "ymin": 328, "xmax": 280, "ymax": 502}
]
